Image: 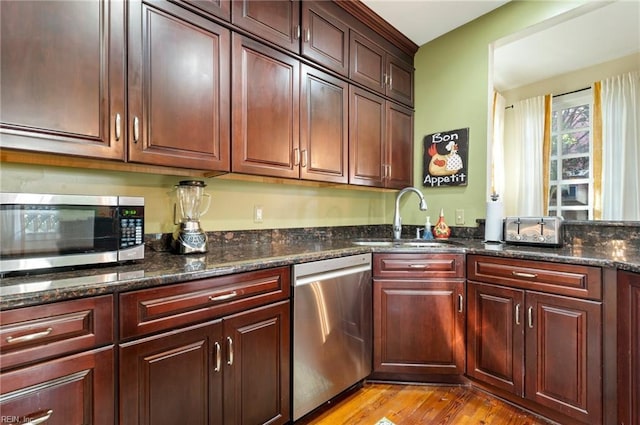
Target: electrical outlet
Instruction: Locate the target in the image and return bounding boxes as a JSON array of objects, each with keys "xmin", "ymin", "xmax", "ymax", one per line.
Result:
[
  {"xmin": 455, "ymin": 209, "xmax": 465, "ymax": 225},
  {"xmin": 254, "ymin": 205, "xmax": 264, "ymax": 223}
]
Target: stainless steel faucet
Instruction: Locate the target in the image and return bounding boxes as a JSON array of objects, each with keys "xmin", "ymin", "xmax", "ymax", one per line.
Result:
[{"xmin": 393, "ymin": 187, "xmax": 428, "ymax": 240}]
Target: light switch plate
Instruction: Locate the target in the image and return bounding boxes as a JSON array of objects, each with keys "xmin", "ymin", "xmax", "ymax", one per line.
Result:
[{"xmin": 455, "ymin": 209, "xmax": 465, "ymax": 225}]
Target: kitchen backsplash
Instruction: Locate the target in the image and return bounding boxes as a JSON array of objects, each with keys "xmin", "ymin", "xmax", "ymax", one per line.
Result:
[{"xmin": 146, "ymin": 221, "xmax": 640, "ymax": 252}]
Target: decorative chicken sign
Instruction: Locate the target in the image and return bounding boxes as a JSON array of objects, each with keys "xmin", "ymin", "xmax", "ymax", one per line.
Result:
[{"xmin": 423, "ymin": 128, "xmax": 469, "ymax": 187}]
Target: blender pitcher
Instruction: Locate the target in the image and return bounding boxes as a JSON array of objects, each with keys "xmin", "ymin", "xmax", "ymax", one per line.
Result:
[{"xmin": 172, "ymin": 180, "xmax": 211, "ymax": 254}]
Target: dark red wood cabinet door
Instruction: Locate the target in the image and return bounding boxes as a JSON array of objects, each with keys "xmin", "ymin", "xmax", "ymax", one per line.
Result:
[
  {"xmin": 128, "ymin": 0, "xmax": 230, "ymax": 171},
  {"xmin": 231, "ymin": 34, "xmax": 300, "ymax": 179},
  {"xmin": 618, "ymin": 270, "xmax": 640, "ymax": 425},
  {"xmin": 232, "ymin": 0, "xmax": 300, "ymax": 53},
  {"xmin": 386, "ymin": 101, "xmax": 414, "ymax": 189},
  {"xmin": 373, "ymin": 279, "xmax": 466, "ymax": 376},
  {"xmin": 0, "ymin": 0, "xmax": 125, "ymax": 160},
  {"xmin": 119, "ymin": 321, "xmax": 223, "ymax": 425},
  {"xmin": 0, "ymin": 347, "xmax": 114, "ymax": 425},
  {"xmin": 386, "ymin": 53, "xmax": 414, "ymax": 107},
  {"xmin": 525, "ymin": 291, "xmax": 602, "ymax": 424},
  {"xmin": 349, "ymin": 31, "xmax": 385, "ymax": 95},
  {"xmin": 223, "ymin": 301, "xmax": 290, "ymax": 425},
  {"xmin": 349, "ymin": 86, "xmax": 385, "ymax": 187},
  {"xmin": 301, "ymin": 1, "xmax": 350, "ymax": 76},
  {"xmin": 300, "ymin": 65, "xmax": 348, "ymax": 183},
  {"xmin": 466, "ymin": 282, "xmax": 525, "ymax": 396}
]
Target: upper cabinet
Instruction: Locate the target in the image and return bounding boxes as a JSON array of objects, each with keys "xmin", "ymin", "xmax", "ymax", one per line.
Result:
[
  {"xmin": 128, "ymin": 0, "xmax": 230, "ymax": 171},
  {"xmin": 231, "ymin": 34, "xmax": 300, "ymax": 179},
  {"xmin": 1, "ymin": 0, "xmax": 417, "ymax": 186},
  {"xmin": 301, "ymin": 1, "xmax": 350, "ymax": 77},
  {"xmin": 349, "ymin": 87, "xmax": 413, "ymax": 189},
  {"xmin": 231, "ymin": 0, "xmax": 301, "ymax": 53},
  {"xmin": 350, "ymin": 30, "xmax": 414, "ymax": 107},
  {"xmin": 0, "ymin": 0, "xmax": 126, "ymax": 159}
]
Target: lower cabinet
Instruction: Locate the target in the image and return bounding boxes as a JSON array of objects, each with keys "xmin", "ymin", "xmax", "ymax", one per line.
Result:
[
  {"xmin": 467, "ymin": 255, "xmax": 603, "ymax": 425},
  {"xmin": 371, "ymin": 253, "xmax": 466, "ymax": 381},
  {"xmin": 119, "ymin": 300, "xmax": 290, "ymax": 425},
  {"xmin": 618, "ymin": 270, "xmax": 640, "ymax": 425},
  {"xmin": 0, "ymin": 346, "xmax": 114, "ymax": 425}
]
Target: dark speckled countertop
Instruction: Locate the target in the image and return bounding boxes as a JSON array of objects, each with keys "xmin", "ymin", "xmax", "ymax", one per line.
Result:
[{"xmin": 2, "ymin": 234, "xmax": 640, "ymax": 310}]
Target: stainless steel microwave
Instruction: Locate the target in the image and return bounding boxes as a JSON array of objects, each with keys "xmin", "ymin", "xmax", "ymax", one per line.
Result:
[{"xmin": 0, "ymin": 193, "xmax": 144, "ymax": 275}]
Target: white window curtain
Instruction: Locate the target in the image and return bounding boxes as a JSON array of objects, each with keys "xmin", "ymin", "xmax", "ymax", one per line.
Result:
[
  {"xmin": 601, "ymin": 71, "xmax": 640, "ymax": 220},
  {"xmin": 513, "ymin": 95, "xmax": 547, "ymax": 216},
  {"xmin": 491, "ymin": 92, "xmax": 506, "ymax": 198}
]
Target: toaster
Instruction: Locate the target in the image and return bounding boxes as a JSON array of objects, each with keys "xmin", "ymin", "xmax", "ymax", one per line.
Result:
[{"xmin": 504, "ymin": 216, "xmax": 564, "ymax": 247}]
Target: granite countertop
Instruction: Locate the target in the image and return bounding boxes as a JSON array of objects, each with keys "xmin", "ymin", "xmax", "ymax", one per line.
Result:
[{"xmin": 2, "ymin": 237, "xmax": 640, "ymax": 310}]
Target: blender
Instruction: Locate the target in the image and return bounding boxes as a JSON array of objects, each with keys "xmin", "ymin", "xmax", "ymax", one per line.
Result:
[{"xmin": 171, "ymin": 180, "xmax": 211, "ymax": 254}]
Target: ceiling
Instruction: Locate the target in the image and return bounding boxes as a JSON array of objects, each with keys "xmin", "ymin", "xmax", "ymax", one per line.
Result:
[
  {"xmin": 361, "ymin": 0, "xmax": 640, "ymax": 91},
  {"xmin": 360, "ymin": 0, "xmax": 509, "ymax": 47}
]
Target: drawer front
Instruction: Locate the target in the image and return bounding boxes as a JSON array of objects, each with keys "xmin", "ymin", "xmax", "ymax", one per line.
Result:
[
  {"xmin": 0, "ymin": 295, "xmax": 114, "ymax": 371},
  {"xmin": 120, "ymin": 266, "xmax": 290, "ymax": 339},
  {"xmin": 467, "ymin": 255, "xmax": 601, "ymax": 300},
  {"xmin": 373, "ymin": 253, "xmax": 465, "ymax": 279}
]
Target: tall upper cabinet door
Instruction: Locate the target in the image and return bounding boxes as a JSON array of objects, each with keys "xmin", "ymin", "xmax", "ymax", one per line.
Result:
[
  {"xmin": 128, "ymin": 0, "xmax": 231, "ymax": 171},
  {"xmin": 386, "ymin": 101, "xmax": 414, "ymax": 189},
  {"xmin": 349, "ymin": 86, "xmax": 385, "ymax": 187},
  {"xmin": 0, "ymin": 0, "xmax": 126, "ymax": 160},
  {"xmin": 231, "ymin": 34, "xmax": 300, "ymax": 179},
  {"xmin": 232, "ymin": 0, "xmax": 300, "ymax": 54},
  {"xmin": 300, "ymin": 65, "xmax": 348, "ymax": 183},
  {"xmin": 301, "ymin": 1, "xmax": 350, "ymax": 77}
]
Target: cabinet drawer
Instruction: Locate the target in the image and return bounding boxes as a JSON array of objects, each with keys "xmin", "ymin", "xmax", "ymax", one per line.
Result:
[
  {"xmin": 373, "ymin": 253, "xmax": 465, "ymax": 279},
  {"xmin": 0, "ymin": 295, "xmax": 114, "ymax": 371},
  {"xmin": 467, "ymin": 255, "xmax": 601, "ymax": 300},
  {"xmin": 119, "ymin": 266, "xmax": 290, "ymax": 339}
]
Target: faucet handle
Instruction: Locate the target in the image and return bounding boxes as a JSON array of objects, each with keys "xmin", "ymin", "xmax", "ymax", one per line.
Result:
[{"xmin": 416, "ymin": 228, "xmax": 424, "ymax": 239}]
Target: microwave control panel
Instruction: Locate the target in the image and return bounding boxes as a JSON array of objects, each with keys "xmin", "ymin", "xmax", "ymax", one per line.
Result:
[{"xmin": 119, "ymin": 205, "xmax": 144, "ymax": 249}]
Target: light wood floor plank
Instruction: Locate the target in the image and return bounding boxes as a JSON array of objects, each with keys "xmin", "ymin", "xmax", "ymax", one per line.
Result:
[{"xmin": 298, "ymin": 383, "xmax": 555, "ymax": 425}]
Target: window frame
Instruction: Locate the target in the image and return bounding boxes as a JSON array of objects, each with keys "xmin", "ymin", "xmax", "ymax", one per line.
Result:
[{"xmin": 548, "ymin": 89, "xmax": 594, "ymax": 220}]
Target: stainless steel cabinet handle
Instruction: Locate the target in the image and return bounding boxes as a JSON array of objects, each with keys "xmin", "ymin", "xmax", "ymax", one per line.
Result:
[
  {"xmin": 458, "ymin": 294, "xmax": 463, "ymax": 313},
  {"xmin": 527, "ymin": 306, "xmax": 534, "ymax": 328},
  {"xmin": 214, "ymin": 342, "xmax": 221, "ymax": 372},
  {"xmin": 387, "ymin": 165, "xmax": 392, "ymax": 178},
  {"xmin": 22, "ymin": 409, "xmax": 53, "ymax": 425},
  {"xmin": 515, "ymin": 303, "xmax": 521, "ymax": 325},
  {"xmin": 295, "ymin": 25, "xmax": 301, "ymax": 39},
  {"xmin": 294, "ymin": 148, "xmax": 300, "ymax": 166},
  {"xmin": 115, "ymin": 113, "xmax": 121, "ymax": 141},
  {"xmin": 304, "ymin": 28, "xmax": 310, "ymax": 42},
  {"xmin": 408, "ymin": 264, "xmax": 427, "ymax": 269},
  {"xmin": 133, "ymin": 116, "xmax": 140, "ymax": 143},
  {"xmin": 226, "ymin": 336, "xmax": 234, "ymax": 366},
  {"xmin": 512, "ymin": 271, "xmax": 538, "ymax": 279},
  {"xmin": 6, "ymin": 327, "xmax": 53, "ymax": 344},
  {"xmin": 301, "ymin": 150, "xmax": 307, "ymax": 168},
  {"xmin": 209, "ymin": 291, "xmax": 237, "ymax": 302}
]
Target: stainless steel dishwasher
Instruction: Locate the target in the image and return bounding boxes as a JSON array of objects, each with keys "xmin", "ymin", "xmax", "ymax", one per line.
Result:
[{"xmin": 292, "ymin": 253, "xmax": 372, "ymax": 421}]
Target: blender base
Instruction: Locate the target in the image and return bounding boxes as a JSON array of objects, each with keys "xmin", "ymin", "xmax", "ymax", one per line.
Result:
[{"xmin": 172, "ymin": 230, "xmax": 208, "ymax": 254}]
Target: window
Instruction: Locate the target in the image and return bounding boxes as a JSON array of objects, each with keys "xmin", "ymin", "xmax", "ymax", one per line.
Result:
[{"xmin": 548, "ymin": 90, "xmax": 593, "ymax": 220}]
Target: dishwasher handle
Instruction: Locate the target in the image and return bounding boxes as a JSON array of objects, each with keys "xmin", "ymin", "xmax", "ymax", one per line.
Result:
[{"xmin": 294, "ymin": 263, "xmax": 371, "ymax": 286}]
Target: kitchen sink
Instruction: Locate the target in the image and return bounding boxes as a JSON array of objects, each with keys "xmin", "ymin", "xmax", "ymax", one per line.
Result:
[{"xmin": 352, "ymin": 238, "xmax": 462, "ymax": 248}]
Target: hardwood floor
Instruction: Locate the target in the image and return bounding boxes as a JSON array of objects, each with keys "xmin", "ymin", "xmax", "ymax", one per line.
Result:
[{"xmin": 298, "ymin": 383, "xmax": 556, "ymax": 425}]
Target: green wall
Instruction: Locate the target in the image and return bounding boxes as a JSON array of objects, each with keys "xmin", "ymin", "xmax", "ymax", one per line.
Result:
[
  {"xmin": 0, "ymin": 1, "xmax": 584, "ymax": 234},
  {"xmin": 406, "ymin": 0, "xmax": 587, "ymax": 227}
]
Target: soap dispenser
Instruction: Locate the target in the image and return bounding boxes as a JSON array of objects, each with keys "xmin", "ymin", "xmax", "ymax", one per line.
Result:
[
  {"xmin": 423, "ymin": 216, "xmax": 434, "ymax": 240},
  {"xmin": 433, "ymin": 208, "xmax": 451, "ymax": 239}
]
